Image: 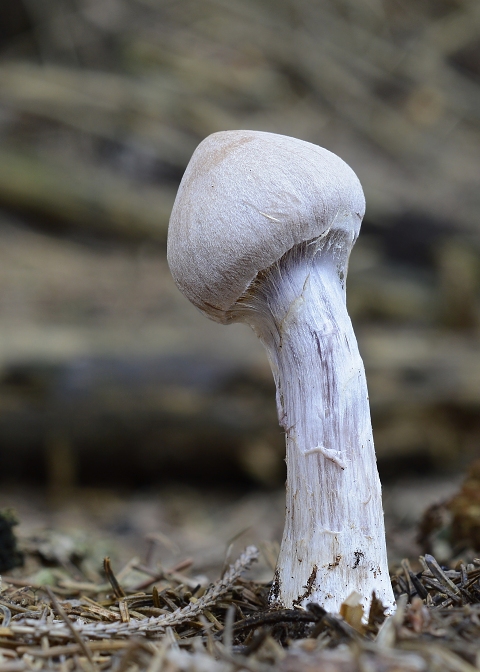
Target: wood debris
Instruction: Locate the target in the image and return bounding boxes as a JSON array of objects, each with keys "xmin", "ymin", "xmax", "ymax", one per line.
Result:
[{"xmin": 0, "ymin": 537, "xmax": 479, "ymax": 671}]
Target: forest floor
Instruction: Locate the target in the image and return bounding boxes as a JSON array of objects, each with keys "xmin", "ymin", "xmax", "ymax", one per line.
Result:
[{"xmin": 1, "ymin": 475, "xmax": 479, "ymax": 672}]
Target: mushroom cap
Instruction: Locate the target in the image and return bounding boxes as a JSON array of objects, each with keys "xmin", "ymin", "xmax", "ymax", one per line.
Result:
[{"xmin": 167, "ymin": 130, "xmax": 365, "ymax": 323}]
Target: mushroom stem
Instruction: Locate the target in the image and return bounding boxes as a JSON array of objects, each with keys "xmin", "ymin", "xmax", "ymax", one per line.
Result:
[{"xmin": 235, "ymin": 233, "xmax": 394, "ymax": 614}]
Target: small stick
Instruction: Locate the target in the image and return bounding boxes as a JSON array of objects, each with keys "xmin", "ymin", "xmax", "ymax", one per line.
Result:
[
  {"xmin": 103, "ymin": 558, "xmax": 126, "ymax": 599},
  {"xmin": 45, "ymin": 586, "xmax": 96, "ymax": 670},
  {"xmin": 408, "ymin": 571, "xmax": 428, "ymax": 600},
  {"xmin": 460, "ymin": 564, "xmax": 468, "ymax": 587},
  {"xmin": 0, "ymin": 605, "xmax": 11, "ymax": 627},
  {"xmin": 118, "ymin": 601, "xmax": 130, "ymax": 624},
  {"xmin": 401, "ymin": 560, "xmax": 415, "ymax": 599},
  {"xmin": 223, "ymin": 605, "xmax": 236, "ymax": 652},
  {"xmin": 17, "ymin": 640, "xmax": 130, "ymax": 658},
  {"xmin": 424, "ymin": 555, "xmax": 461, "ymax": 596},
  {"xmin": 231, "ymin": 608, "xmax": 316, "ymax": 636}
]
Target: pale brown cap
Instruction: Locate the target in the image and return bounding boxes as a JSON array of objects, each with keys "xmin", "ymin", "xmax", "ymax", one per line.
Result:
[{"xmin": 167, "ymin": 130, "xmax": 365, "ymax": 323}]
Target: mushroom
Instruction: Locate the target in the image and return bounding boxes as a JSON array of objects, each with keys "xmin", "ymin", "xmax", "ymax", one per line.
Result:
[{"xmin": 167, "ymin": 130, "xmax": 395, "ymax": 615}]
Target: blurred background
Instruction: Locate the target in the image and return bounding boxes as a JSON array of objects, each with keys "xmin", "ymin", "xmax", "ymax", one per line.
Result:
[{"xmin": 0, "ymin": 0, "xmax": 479, "ymax": 575}]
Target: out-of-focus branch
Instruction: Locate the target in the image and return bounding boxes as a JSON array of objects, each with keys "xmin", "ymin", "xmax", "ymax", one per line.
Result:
[{"xmin": 0, "ymin": 147, "xmax": 174, "ymax": 241}]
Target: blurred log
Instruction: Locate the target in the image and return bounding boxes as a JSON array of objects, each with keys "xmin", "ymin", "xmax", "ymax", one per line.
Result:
[
  {"xmin": 0, "ymin": 63, "xmax": 196, "ymax": 167},
  {"xmin": 0, "ymin": 325, "xmax": 479, "ymax": 488},
  {"xmin": 0, "ymin": 355, "xmax": 283, "ymax": 487},
  {"xmin": 0, "ymin": 148, "xmax": 174, "ymax": 241},
  {"xmin": 436, "ymin": 241, "xmax": 479, "ymax": 330},
  {"xmin": 0, "ymin": 216, "xmax": 476, "ymax": 486},
  {"xmin": 1, "ymin": 0, "xmax": 480, "ymax": 234}
]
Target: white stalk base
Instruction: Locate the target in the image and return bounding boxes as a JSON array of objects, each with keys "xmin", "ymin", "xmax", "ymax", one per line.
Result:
[{"xmin": 239, "ymin": 240, "xmax": 395, "ymax": 615}]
